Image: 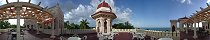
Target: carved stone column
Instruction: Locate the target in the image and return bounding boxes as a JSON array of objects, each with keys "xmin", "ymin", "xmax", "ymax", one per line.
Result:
[
  {"xmin": 50, "ymin": 18, "xmax": 55, "ymax": 38},
  {"xmin": 193, "ymin": 22, "xmax": 197, "ymax": 39},
  {"xmin": 15, "ymin": 5, "xmax": 22, "ymax": 40}
]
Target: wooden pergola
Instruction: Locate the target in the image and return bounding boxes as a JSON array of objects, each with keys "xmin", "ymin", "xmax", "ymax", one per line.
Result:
[
  {"xmin": 177, "ymin": 3, "xmax": 210, "ymax": 39},
  {"xmin": 0, "ymin": 0, "xmax": 55, "ymax": 39},
  {"xmin": 0, "ymin": 0, "xmax": 53, "ymax": 22},
  {"xmin": 186, "ymin": 3, "xmax": 210, "ymax": 23}
]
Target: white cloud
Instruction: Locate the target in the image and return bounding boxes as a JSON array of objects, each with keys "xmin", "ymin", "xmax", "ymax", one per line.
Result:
[
  {"xmin": 178, "ymin": 0, "xmax": 192, "ymax": 4},
  {"xmin": 207, "ymin": 0, "xmax": 210, "ymax": 3},
  {"xmin": 0, "ymin": 0, "xmax": 133, "ymax": 27},
  {"xmin": 64, "ymin": 4, "xmax": 95, "ymax": 24},
  {"xmin": 0, "ymin": 0, "xmax": 37, "ymax": 5},
  {"xmin": 64, "ymin": 0, "xmax": 133, "ymax": 26}
]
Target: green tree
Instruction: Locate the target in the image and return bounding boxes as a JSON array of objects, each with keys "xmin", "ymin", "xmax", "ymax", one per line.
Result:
[
  {"xmin": 79, "ymin": 19, "xmax": 90, "ymax": 29},
  {"xmin": 10, "ymin": 25, "xmax": 17, "ymax": 28},
  {"xmin": 64, "ymin": 21, "xmax": 70, "ymax": 28},
  {"xmin": 0, "ymin": 21, "xmax": 11, "ymax": 29},
  {"xmin": 70, "ymin": 23, "xmax": 80, "ymax": 29},
  {"xmin": 64, "ymin": 21, "xmax": 71, "ymax": 29},
  {"xmin": 124, "ymin": 21, "xmax": 134, "ymax": 29},
  {"xmin": 64, "ymin": 21, "xmax": 80, "ymax": 29},
  {"xmin": 0, "ymin": 21, "xmax": 4, "ymax": 29},
  {"xmin": 4, "ymin": 21, "xmax": 10, "ymax": 28},
  {"xmin": 112, "ymin": 21, "xmax": 134, "ymax": 29},
  {"xmin": 64, "ymin": 19, "xmax": 90, "ymax": 29}
]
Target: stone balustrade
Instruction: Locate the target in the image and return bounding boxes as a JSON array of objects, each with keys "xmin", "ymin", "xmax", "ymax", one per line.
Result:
[
  {"xmin": 40, "ymin": 28, "xmax": 180, "ymax": 40},
  {"xmin": 63, "ymin": 29, "xmax": 96, "ymax": 34},
  {"xmin": 0, "ymin": 29, "xmax": 8, "ymax": 33},
  {"xmin": 0, "ymin": 28, "xmax": 13, "ymax": 32},
  {"xmin": 144, "ymin": 30, "xmax": 180, "ymax": 40},
  {"xmin": 112, "ymin": 29, "xmax": 137, "ymax": 32}
]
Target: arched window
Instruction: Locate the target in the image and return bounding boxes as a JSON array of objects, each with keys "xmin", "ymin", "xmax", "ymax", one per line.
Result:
[
  {"xmin": 172, "ymin": 25, "xmax": 175, "ymax": 32},
  {"xmin": 98, "ymin": 21, "xmax": 100, "ymax": 32},
  {"xmin": 104, "ymin": 19, "xmax": 107, "ymax": 33},
  {"xmin": 109, "ymin": 20, "xmax": 112, "ymax": 31}
]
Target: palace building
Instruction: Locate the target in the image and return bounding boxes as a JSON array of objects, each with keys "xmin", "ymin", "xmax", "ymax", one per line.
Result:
[{"xmin": 3, "ymin": 0, "xmax": 210, "ymax": 40}]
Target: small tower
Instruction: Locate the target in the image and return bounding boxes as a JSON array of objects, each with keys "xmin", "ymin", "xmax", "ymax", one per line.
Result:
[
  {"xmin": 170, "ymin": 20, "xmax": 178, "ymax": 32},
  {"xmin": 178, "ymin": 16, "xmax": 189, "ymax": 31},
  {"xmin": 91, "ymin": 1, "xmax": 117, "ymax": 37}
]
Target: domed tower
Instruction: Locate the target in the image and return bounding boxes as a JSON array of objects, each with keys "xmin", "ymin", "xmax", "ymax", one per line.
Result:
[
  {"xmin": 178, "ymin": 16, "xmax": 189, "ymax": 31},
  {"xmin": 91, "ymin": 1, "xmax": 117, "ymax": 36}
]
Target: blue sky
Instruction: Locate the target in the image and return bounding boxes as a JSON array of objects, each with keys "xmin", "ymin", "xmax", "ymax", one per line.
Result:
[
  {"xmin": 63, "ymin": 0, "xmax": 209, "ymax": 28},
  {"xmin": 0, "ymin": 0, "xmax": 209, "ymax": 28},
  {"xmin": 113, "ymin": 0, "xmax": 208, "ymax": 28}
]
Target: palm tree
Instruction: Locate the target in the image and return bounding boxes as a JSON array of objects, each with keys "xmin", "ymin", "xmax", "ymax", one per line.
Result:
[{"xmin": 79, "ymin": 19, "xmax": 90, "ymax": 29}]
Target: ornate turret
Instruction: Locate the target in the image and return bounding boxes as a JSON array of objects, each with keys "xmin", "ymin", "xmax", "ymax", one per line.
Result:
[
  {"xmin": 91, "ymin": 1, "xmax": 117, "ymax": 39},
  {"xmin": 92, "ymin": 1, "xmax": 116, "ymax": 19},
  {"xmin": 178, "ymin": 16, "xmax": 189, "ymax": 31}
]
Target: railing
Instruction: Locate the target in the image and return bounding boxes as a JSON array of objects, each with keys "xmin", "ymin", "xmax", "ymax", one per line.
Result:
[
  {"xmin": 63, "ymin": 29, "xmax": 96, "ymax": 34},
  {"xmin": 40, "ymin": 28, "xmax": 180, "ymax": 40},
  {"xmin": 0, "ymin": 28, "xmax": 13, "ymax": 33},
  {"xmin": 111, "ymin": 29, "xmax": 180, "ymax": 40},
  {"xmin": 112, "ymin": 29, "xmax": 137, "ymax": 32},
  {"xmin": 0, "ymin": 29, "xmax": 8, "ymax": 32},
  {"xmin": 144, "ymin": 30, "xmax": 180, "ymax": 40}
]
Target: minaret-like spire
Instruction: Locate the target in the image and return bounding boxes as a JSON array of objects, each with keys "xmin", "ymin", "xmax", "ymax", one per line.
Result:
[
  {"xmin": 56, "ymin": 0, "xmax": 60, "ymax": 7},
  {"xmin": 56, "ymin": 2, "xmax": 59, "ymax": 7},
  {"xmin": 56, "ymin": 0, "xmax": 59, "ymax": 5},
  {"xmin": 101, "ymin": 0, "xmax": 104, "ymax": 7},
  {"xmin": 101, "ymin": 0, "xmax": 106, "ymax": 7}
]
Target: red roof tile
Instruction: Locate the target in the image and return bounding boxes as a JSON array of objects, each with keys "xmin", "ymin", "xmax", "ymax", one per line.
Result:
[{"xmin": 97, "ymin": 1, "xmax": 111, "ymax": 9}]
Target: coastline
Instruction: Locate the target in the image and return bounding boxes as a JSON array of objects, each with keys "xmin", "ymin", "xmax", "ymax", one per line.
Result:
[{"xmin": 141, "ymin": 27, "xmax": 171, "ymax": 31}]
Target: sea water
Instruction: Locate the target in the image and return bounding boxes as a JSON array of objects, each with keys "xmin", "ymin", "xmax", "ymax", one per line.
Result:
[{"xmin": 141, "ymin": 27, "xmax": 171, "ymax": 31}]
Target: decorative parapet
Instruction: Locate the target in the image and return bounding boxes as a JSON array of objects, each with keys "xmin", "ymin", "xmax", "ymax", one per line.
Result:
[
  {"xmin": 63, "ymin": 29, "xmax": 96, "ymax": 34},
  {"xmin": 144, "ymin": 30, "xmax": 180, "ymax": 40},
  {"xmin": 112, "ymin": 29, "xmax": 137, "ymax": 32},
  {"xmin": 42, "ymin": 28, "xmax": 180, "ymax": 40}
]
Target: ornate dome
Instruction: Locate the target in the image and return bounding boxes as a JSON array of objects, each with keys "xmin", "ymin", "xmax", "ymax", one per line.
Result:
[
  {"xmin": 179, "ymin": 16, "xmax": 188, "ymax": 19},
  {"xmin": 95, "ymin": 1, "xmax": 112, "ymax": 13},
  {"xmin": 91, "ymin": 1, "xmax": 117, "ymax": 19},
  {"xmin": 97, "ymin": 1, "xmax": 111, "ymax": 9}
]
